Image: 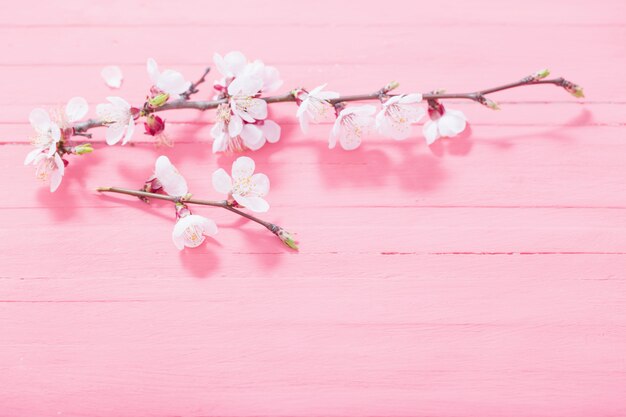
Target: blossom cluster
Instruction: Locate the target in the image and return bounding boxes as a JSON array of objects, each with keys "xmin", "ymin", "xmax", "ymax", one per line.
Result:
[{"xmin": 149, "ymin": 155, "xmax": 272, "ymax": 250}]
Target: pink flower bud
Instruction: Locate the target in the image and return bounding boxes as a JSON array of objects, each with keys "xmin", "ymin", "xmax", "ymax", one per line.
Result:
[{"xmin": 144, "ymin": 115, "xmax": 165, "ymax": 136}]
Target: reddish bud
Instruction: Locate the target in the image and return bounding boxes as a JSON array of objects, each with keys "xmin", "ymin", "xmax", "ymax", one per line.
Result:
[{"xmin": 144, "ymin": 115, "xmax": 165, "ymax": 136}]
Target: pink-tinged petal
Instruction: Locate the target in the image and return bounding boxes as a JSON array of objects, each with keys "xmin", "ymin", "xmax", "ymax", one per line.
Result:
[
  {"xmin": 298, "ymin": 110, "xmax": 310, "ymax": 134},
  {"xmin": 105, "ymin": 123, "xmax": 125, "ymax": 145},
  {"xmin": 29, "ymin": 108, "xmax": 50, "ymax": 131},
  {"xmin": 228, "ymin": 114, "xmax": 243, "ymax": 137},
  {"xmin": 155, "ymin": 155, "xmax": 188, "ymax": 197},
  {"xmin": 157, "ymin": 70, "xmax": 191, "ymax": 95},
  {"xmin": 354, "ymin": 105, "xmax": 377, "ymax": 116},
  {"xmin": 101, "ymin": 65, "xmax": 123, "ymax": 88},
  {"xmin": 383, "ymin": 95, "xmax": 402, "ymax": 107},
  {"xmin": 231, "ymin": 156, "xmax": 255, "ymax": 180},
  {"xmin": 49, "ymin": 123, "xmax": 61, "ymax": 142},
  {"xmin": 260, "ymin": 120, "xmax": 281, "ymax": 143},
  {"xmin": 212, "ymin": 53, "xmax": 228, "ymax": 77},
  {"xmin": 233, "ymin": 195, "xmax": 269, "ymax": 213},
  {"xmin": 328, "ymin": 129, "xmax": 338, "ymax": 149},
  {"xmin": 399, "ymin": 93, "xmax": 423, "ymax": 104},
  {"xmin": 240, "ymin": 124, "xmax": 264, "ymax": 149},
  {"xmin": 212, "ymin": 168, "xmax": 233, "ymax": 194},
  {"xmin": 65, "ymin": 97, "xmax": 89, "ymax": 123},
  {"xmin": 122, "ymin": 118, "xmax": 135, "ymax": 145},
  {"xmin": 423, "ymin": 120, "xmax": 440, "ymax": 145},
  {"xmin": 24, "ymin": 148, "xmax": 42, "ymax": 165},
  {"xmin": 172, "ymin": 233, "xmax": 185, "ymax": 250},
  {"xmin": 250, "ymin": 173, "xmax": 270, "ymax": 197},
  {"xmin": 146, "ymin": 58, "xmax": 160, "ymax": 84}
]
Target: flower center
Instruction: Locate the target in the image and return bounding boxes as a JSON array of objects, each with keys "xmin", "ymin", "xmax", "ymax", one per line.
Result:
[
  {"xmin": 232, "ymin": 176, "xmax": 253, "ymax": 196},
  {"xmin": 183, "ymin": 225, "xmax": 205, "ymax": 247}
]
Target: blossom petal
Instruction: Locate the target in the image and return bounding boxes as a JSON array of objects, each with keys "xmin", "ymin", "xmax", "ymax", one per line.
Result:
[
  {"xmin": 200, "ymin": 217, "xmax": 218, "ymax": 236},
  {"xmin": 260, "ymin": 120, "xmax": 281, "ymax": 143},
  {"xmin": 146, "ymin": 58, "xmax": 160, "ymax": 84},
  {"xmin": 105, "ymin": 122, "xmax": 126, "ymax": 145},
  {"xmin": 439, "ymin": 110, "xmax": 467, "ymax": 137},
  {"xmin": 65, "ymin": 97, "xmax": 89, "ymax": 123},
  {"xmin": 29, "ymin": 108, "xmax": 50, "ymax": 131},
  {"xmin": 155, "ymin": 155, "xmax": 188, "ymax": 197},
  {"xmin": 157, "ymin": 70, "xmax": 191, "ymax": 95},
  {"xmin": 234, "ymin": 195, "xmax": 269, "ymax": 213},
  {"xmin": 262, "ymin": 65, "xmax": 283, "ymax": 93},
  {"xmin": 106, "ymin": 96, "xmax": 131, "ymax": 109},
  {"xmin": 223, "ymin": 51, "xmax": 247, "ymax": 76},
  {"xmin": 24, "ymin": 147, "xmax": 42, "ymax": 165},
  {"xmin": 399, "ymin": 93, "xmax": 423, "ymax": 104},
  {"xmin": 231, "ymin": 156, "xmax": 255, "ymax": 180},
  {"xmin": 240, "ymin": 124, "xmax": 264, "ymax": 150},
  {"xmin": 250, "ymin": 173, "xmax": 270, "ymax": 197},
  {"xmin": 122, "ymin": 118, "xmax": 135, "ymax": 145},
  {"xmin": 423, "ymin": 120, "xmax": 440, "ymax": 145},
  {"xmin": 232, "ymin": 98, "xmax": 267, "ymax": 123},
  {"xmin": 228, "ymin": 114, "xmax": 243, "ymax": 137},
  {"xmin": 101, "ymin": 65, "xmax": 123, "ymax": 88},
  {"xmin": 212, "ymin": 168, "xmax": 233, "ymax": 194}
]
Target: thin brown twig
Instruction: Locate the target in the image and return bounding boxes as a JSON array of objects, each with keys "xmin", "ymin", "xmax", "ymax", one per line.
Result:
[{"xmin": 96, "ymin": 186, "xmax": 288, "ymax": 245}]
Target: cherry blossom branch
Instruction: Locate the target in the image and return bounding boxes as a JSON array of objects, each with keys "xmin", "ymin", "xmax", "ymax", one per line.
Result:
[
  {"xmin": 180, "ymin": 66, "xmax": 212, "ymax": 100},
  {"xmin": 96, "ymin": 186, "xmax": 298, "ymax": 249},
  {"xmin": 72, "ymin": 72, "xmax": 582, "ymax": 135}
]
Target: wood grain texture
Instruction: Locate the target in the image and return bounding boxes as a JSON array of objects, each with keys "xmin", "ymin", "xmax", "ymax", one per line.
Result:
[{"xmin": 1, "ymin": 0, "xmax": 625, "ymax": 416}]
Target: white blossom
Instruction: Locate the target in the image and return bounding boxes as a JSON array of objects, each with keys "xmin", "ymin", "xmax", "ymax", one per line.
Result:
[
  {"xmin": 422, "ymin": 106, "xmax": 467, "ymax": 145},
  {"xmin": 24, "ymin": 151, "xmax": 65, "ymax": 192},
  {"xmin": 212, "ymin": 156, "xmax": 270, "ymax": 213},
  {"xmin": 147, "ymin": 58, "xmax": 191, "ymax": 97},
  {"xmin": 172, "ymin": 214, "xmax": 218, "ymax": 250},
  {"xmin": 296, "ymin": 84, "xmax": 339, "ymax": 133},
  {"xmin": 329, "ymin": 105, "xmax": 376, "ymax": 151},
  {"xmin": 154, "ymin": 155, "xmax": 188, "ymax": 197},
  {"xmin": 96, "ymin": 97, "xmax": 135, "ymax": 145},
  {"xmin": 375, "ymin": 93, "xmax": 425, "ymax": 140}
]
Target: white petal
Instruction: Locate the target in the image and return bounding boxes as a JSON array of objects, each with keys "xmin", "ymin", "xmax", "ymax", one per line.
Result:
[
  {"xmin": 439, "ymin": 110, "xmax": 467, "ymax": 137},
  {"xmin": 240, "ymin": 124, "xmax": 264, "ymax": 149},
  {"xmin": 49, "ymin": 167, "xmax": 63, "ymax": 192},
  {"xmin": 212, "ymin": 168, "xmax": 233, "ymax": 194},
  {"xmin": 157, "ymin": 70, "xmax": 191, "ymax": 95},
  {"xmin": 122, "ymin": 118, "xmax": 135, "ymax": 145},
  {"xmin": 212, "ymin": 53, "xmax": 228, "ymax": 77},
  {"xmin": 423, "ymin": 120, "xmax": 440, "ymax": 145},
  {"xmin": 54, "ymin": 152, "xmax": 64, "ymax": 176},
  {"xmin": 317, "ymin": 90, "xmax": 340, "ymax": 100},
  {"xmin": 101, "ymin": 65, "xmax": 123, "ymax": 88},
  {"xmin": 65, "ymin": 97, "xmax": 89, "ymax": 123},
  {"xmin": 228, "ymin": 114, "xmax": 243, "ymax": 137},
  {"xmin": 231, "ymin": 156, "xmax": 255, "ymax": 180},
  {"xmin": 260, "ymin": 120, "xmax": 280, "ymax": 143},
  {"xmin": 105, "ymin": 123, "xmax": 126, "ymax": 145},
  {"xmin": 29, "ymin": 108, "xmax": 50, "ymax": 131},
  {"xmin": 223, "ymin": 51, "xmax": 247, "ymax": 76},
  {"xmin": 228, "ymin": 74, "xmax": 263, "ymax": 96},
  {"xmin": 146, "ymin": 58, "xmax": 160, "ymax": 84},
  {"xmin": 233, "ymin": 98, "xmax": 267, "ymax": 122},
  {"xmin": 155, "ymin": 155, "xmax": 188, "ymax": 197},
  {"xmin": 339, "ymin": 131, "xmax": 362, "ymax": 151},
  {"xmin": 298, "ymin": 110, "xmax": 310, "ymax": 134},
  {"xmin": 24, "ymin": 147, "xmax": 42, "ymax": 165},
  {"xmin": 106, "ymin": 96, "xmax": 131, "ymax": 109},
  {"xmin": 262, "ymin": 66, "xmax": 283, "ymax": 93},
  {"xmin": 200, "ymin": 217, "xmax": 218, "ymax": 237},
  {"xmin": 234, "ymin": 195, "xmax": 269, "ymax": 213},
  {"xmin": 250, "ymin": 173, "xmax": 270, "ymax": 197},
  {"xmin": 309, "ymin": 84, "xmax": 327, "ymax": 95},
  {"xmin": 172, "ymin": 233, "xmax": 185, "ymax": 250},
  {"xmin": 399, "ymin": 93, "xmax": 423, "ymax": 104}
]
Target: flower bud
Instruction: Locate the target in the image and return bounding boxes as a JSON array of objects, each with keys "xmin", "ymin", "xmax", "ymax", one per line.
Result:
[
  {"xmin": 276, "ymin": 227, "xmax": 298, "ymax": 250},
  {"xmin": 533, "ymin": 69, "xmax": 550, "ymax": 80},
  {"xmin": 567, "ymin": 84, "xmax": 585, "ymax": 98},
  {"xmin": 384, "ymin": 81, "xmax": 400, "ymax": 92},
  {"xmin": 144, "ymin": 114, "xmax": 165, "ymax": 136},
  {"xmin": 148, "ymin": 92, "xmax": 170, "ymax": 108},
  {"xmin": 482, "ymin": 97, "xmax": 500, "ymax": 110},
  {"xmin": 73, "ymin": 143, "xmax": 94, "ymax": 155}
]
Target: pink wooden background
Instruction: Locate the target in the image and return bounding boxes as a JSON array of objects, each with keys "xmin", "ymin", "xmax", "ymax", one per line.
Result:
[{"xmin": 1, "ymin": 0, "xmax": 626, "ymax": 415}]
